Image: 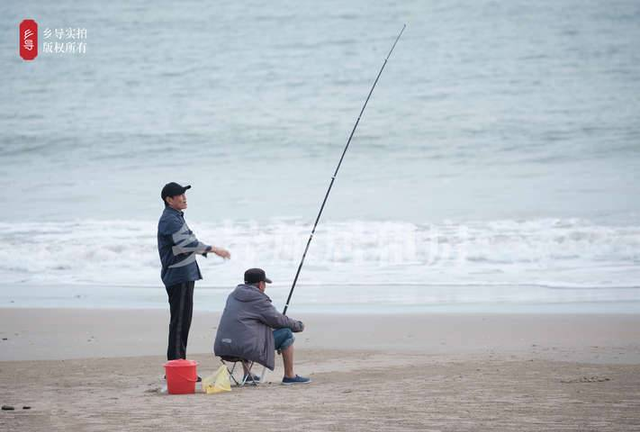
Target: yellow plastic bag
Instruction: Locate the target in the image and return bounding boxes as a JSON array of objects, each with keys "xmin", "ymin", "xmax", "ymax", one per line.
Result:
[{"xmin": 203, "ymin": 365, "xmax": 232, "ymax": 394}]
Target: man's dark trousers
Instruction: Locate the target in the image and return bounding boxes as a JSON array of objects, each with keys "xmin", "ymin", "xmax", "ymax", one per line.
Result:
[{"xmin": 166, "ymin": 281, "xmax": 195, "ymax": 360}]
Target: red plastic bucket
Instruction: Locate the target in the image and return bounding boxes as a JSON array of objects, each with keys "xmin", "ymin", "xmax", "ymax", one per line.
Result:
[{"xmin": 164, "ymin": 359, "xmax": 198, "ymax": 395}]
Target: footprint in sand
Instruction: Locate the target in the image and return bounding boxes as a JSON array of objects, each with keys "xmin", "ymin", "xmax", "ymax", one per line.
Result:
[{"xmin": 560, "ymin": 376, "xmax": 611, "ymax": 383}]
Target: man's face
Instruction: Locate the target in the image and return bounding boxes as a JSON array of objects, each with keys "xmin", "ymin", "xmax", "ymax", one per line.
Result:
[
  {"xmin": 258, "ymin": 281, "xmax": 266, "ymax": 293},
  {"xmin": 166, "ymin": 193, "xmax": 187, "ymax": 210}
]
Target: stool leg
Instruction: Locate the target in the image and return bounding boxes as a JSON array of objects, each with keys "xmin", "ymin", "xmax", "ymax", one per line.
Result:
[
  {"xmin": 223, "ymin": 360, "xmax": 241, "ymax": 386},
  {"xmin": 259, "ymin": 366, "xmax": 267, "ymax": 383},
  {"xmin": 245, "ymin": 361, "xmax": 258, "ymax": 386}
]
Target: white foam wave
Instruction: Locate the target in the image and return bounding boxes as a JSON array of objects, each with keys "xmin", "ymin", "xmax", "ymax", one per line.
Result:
[{"xmin": 0, "ymin": 218, "xmax": 638, "ymax": 290}]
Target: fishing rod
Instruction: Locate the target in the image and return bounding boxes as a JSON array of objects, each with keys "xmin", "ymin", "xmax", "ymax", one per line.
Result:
[{"xmin": 283, "ymin": 24, "xmax": 406, "ymax": 315}]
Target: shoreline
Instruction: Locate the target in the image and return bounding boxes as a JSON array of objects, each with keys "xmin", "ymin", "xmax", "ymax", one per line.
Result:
[{"xmin": 1, "ymin": 282, "xmax": 640, "ymax": 315}]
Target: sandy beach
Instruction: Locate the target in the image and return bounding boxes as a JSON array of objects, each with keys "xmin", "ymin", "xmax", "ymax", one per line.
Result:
[
  {"xmin": 1, "ymin": 308, "xmax": 639, "ymax": 431},
  {"xmin": 3, "ymin": 0, "xmax": 640, "ymax": 430}
]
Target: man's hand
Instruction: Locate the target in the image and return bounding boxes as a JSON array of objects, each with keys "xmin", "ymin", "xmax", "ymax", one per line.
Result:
[{"xmin": 210, "ymin": 246, "xmax": 231, "ymax": 260}]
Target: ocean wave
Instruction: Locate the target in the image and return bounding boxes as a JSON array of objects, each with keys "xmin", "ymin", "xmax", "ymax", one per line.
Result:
[{"xmin": 0, "ymin": 218, "xmax": 638, "ymax": 289}]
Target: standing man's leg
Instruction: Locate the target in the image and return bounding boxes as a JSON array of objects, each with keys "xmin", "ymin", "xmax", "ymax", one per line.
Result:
[
  {"xmin": 180, "ymin": 281, "xmax": 195, "ymax": 357},
  {"xmin": 166, "ymin": 281, "xmax": 195, "ymax": 360}
]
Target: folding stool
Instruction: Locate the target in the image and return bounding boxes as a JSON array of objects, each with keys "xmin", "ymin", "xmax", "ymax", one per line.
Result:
[{"xmin": 219, "ymin": 356, "xmax": 267, "ymax": 387}]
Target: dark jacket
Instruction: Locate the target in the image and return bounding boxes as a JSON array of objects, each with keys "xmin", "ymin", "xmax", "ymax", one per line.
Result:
[
  {"xmin": 157, "ymin": 206, "xmax": 210, "ymax": 288},
  {"xmin": 213, "ymin": 284, "xmax": 304, "ymax": 370}
]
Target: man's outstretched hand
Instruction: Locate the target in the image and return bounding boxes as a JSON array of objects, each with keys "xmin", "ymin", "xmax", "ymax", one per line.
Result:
[{"xmin": 207, "ymin": 246, "xmax": 231, "ymax": 259}]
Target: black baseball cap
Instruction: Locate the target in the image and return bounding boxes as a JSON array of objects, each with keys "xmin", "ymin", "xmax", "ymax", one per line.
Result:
[
  {"xmin": 161, "ymin": 182, "xmax": 191, "ymax": 201},
  {"xmin": 244, "ymin": 268, "xmax": 272, "ymax": 284}
]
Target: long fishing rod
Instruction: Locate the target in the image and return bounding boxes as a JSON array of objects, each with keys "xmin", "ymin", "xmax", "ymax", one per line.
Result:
[{"xmin": 283, "ymin": 24, "xmax": 406, "ymax": 315}]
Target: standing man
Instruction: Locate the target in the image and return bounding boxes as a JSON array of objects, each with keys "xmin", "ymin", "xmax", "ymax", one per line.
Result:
[{"xmin": 158, "ymin": 182, "xmax": 230, "ymax": 361}]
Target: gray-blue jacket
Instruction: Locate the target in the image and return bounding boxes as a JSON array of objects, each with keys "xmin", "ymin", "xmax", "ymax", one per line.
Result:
[
  {"xmin": 157, "ymin": 206, "xmax": 210, "ymax": 288},
  {"xmin": 213, "ymin": 284, "xmax": 304, "ymax": 370}
]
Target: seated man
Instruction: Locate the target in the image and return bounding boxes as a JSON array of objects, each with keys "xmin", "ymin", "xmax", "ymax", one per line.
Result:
[{"xmin": 213, "ymin": 268, "xmax": 311, "ymax": 385}]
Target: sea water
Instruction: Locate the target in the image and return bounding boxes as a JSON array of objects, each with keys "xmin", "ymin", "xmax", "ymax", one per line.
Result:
[{"xmin": 1, "ymin": 0, "xmax": 639, "ymax": 312}]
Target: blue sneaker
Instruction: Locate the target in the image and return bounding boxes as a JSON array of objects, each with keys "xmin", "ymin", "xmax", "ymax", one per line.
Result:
[
  {"xmin": 242, "ymin": 373, "xmax": 261, "ymax": 383},
  {"xmin": 282, "ymin": 375, "xmax": 311, "ymax": 385}
]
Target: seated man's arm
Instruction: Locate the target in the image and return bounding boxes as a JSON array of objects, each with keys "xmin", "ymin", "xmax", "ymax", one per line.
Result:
[{"xmin": 255, "ymin": 300, "xmax": 304, "ymax": 332}]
